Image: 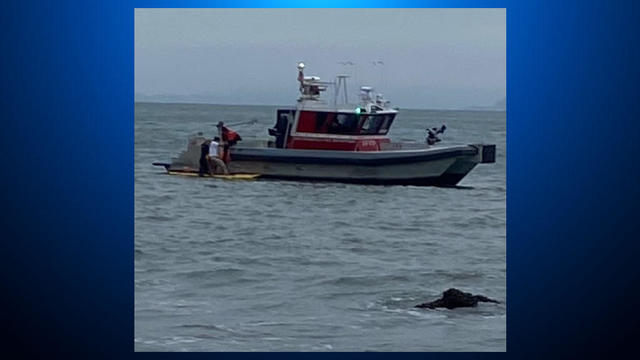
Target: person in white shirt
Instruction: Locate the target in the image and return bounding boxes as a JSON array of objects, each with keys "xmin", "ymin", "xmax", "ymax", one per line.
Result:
[{"xmin": 206, "ymin": 136, "xmax": 229, "ymax": 175}]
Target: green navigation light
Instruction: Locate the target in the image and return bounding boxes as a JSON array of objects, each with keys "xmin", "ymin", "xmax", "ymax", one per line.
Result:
[{"xmin": 355, "ymin": 107, "xmax": 361, "ymax": 114}]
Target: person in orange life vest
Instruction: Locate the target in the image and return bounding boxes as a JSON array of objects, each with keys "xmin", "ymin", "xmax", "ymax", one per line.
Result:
[{"xmin": 216, "ymin": 121, "xmax": 242, "ymax": 165}]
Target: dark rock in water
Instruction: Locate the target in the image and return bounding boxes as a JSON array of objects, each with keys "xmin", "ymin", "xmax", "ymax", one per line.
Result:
[{"xmin": 415, "ymin": 288, "xmax": 499, "ymax": 309}]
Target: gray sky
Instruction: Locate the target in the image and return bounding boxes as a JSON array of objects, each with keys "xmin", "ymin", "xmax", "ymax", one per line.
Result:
[{"xmin": 135, "ymin": 9, "xmax": 505, "ymax": 109}]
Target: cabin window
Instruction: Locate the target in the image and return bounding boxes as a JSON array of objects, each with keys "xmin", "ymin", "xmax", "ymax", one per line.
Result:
[
  {"xmin": 360, "ymin": 115, "xmax": 384, "ymax": 134},
  {"xmin": 296, "ymin": 111, "xmax": 395, "ymax": 135},
  {"xmin": 377, "ymin": 114, "xmax": 395, "ymax": 134},
  {"xmin": 327, "ymin": 113, "xmax": 360, "ymax": 134},
  {"xmin": 359, "ymin": 114, "xmax": 395, "ymax": 134}
]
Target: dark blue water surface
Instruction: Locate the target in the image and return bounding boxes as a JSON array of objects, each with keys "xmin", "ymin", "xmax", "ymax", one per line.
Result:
[{"xmin": 135, "ymin": 103, "xmax": 506, "ymax": 351}]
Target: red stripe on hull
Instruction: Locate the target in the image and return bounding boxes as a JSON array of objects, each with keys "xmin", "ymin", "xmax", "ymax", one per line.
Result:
[{"xmin": 287, "ymin": 137, "xmax": 390, "ymax": 151}]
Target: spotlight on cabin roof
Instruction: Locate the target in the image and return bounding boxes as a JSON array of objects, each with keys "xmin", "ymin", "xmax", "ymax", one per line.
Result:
[{"xmin": 297, "ymin": 62, "xmax": 305, "ymax": 70}]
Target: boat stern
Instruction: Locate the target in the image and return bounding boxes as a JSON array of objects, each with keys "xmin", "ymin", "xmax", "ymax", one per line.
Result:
[
  {"xmin": 433, "ymin": 144, "xmax": 496, "ymax": 186},
  {"xmin": 476, "ymin": 144, "xmax": 496, "ymax": 164}
]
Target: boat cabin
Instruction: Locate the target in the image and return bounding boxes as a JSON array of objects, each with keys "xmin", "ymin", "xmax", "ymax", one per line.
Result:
[{"xmin": 268, "ymin": 63, "xmax": 398, "ymax": 152}]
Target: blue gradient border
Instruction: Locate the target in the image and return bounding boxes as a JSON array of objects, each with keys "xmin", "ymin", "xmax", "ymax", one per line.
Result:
[{"xmin": 1, "ymin": 0, "xmax": 639, "ymax": 356}]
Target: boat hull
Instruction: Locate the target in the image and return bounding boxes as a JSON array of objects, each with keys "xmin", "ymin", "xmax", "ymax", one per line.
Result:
[{"xmin": 158, "ymin": 138, "xmax": 495, "ymax": 186}]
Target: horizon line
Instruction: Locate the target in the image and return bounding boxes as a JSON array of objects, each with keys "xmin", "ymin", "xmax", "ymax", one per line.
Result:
[{"xmin": 133, "ymin": 100, "xmax": 506, "ymax": 113}]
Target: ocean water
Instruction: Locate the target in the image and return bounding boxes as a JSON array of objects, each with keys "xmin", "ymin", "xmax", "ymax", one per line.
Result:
[{"xmin": 134, "ymin": 102, "xmax": 506, "ymax": 352}]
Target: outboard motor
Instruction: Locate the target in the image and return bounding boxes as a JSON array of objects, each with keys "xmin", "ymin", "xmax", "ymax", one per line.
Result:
[
  {"xmin": 268, "ymin": 116, "xmax": 287, "ymax": 147},
  {"xmin": 270, "ymin": 110, "xmax": 296, "ymax": 148},
  {"xmin": 426, "ymin": 124, "xmax": 447, "ymax": 145}
]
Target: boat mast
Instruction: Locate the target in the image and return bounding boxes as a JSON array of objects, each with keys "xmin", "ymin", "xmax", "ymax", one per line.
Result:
[{"xmin": 335, "ymin": 75, "xmax": 349, "ymax": 106}]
